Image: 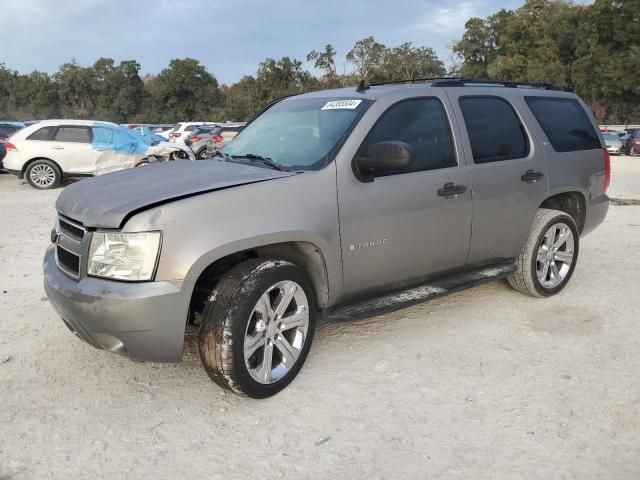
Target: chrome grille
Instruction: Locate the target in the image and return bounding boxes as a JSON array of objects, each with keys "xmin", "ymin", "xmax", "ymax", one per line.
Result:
[{"xmin": 54, "ymin": 215, "xmax": 87, "ymax": 279}]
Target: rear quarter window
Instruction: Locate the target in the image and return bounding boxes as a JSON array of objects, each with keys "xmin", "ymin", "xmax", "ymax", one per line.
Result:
[
  {"xmin": 524, "ymin": 97, "xmax": 601, "ymax": 152},
  {"xmin": 26, "ymin": 126, "xmax": 56, "ymax": 141}
]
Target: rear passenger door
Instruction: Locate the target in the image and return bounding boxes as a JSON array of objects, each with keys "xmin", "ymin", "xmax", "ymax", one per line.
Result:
[
  {"xmin": 50, "ymin": 126, "xmax": 94, "ymax": 174},
  {"xmin": 446, "ymin": 90, "xmax": 549, "ymax": 264}
]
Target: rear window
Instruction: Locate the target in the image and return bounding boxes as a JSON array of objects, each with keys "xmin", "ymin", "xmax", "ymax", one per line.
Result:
[
  {"xmin": 27, "ymin": 126, "xmax": 56, "ymax": 141},
  {"xmin": 459, "ymin": 96, "xmax": 529, "ymax": 163},
  {"xmin": 525, "ymin": 97, "xmax": 601, "ymax": 152}
]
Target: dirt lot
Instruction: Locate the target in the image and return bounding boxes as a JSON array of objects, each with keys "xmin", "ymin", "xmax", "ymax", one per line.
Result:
[{"xmin": 1, "ymin": 157, "xmax": 639, "ymax": 480}]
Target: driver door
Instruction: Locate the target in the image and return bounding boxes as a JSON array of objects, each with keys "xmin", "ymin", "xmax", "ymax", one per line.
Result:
[{"xmin": 337, "ymin": 96, "xmax": 473, "ymax": 300}]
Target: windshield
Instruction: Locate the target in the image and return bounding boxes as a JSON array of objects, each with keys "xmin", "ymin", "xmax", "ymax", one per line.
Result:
[{"xmin": 223, "ymin": 97, "xmax": 372, "ymax": 170}]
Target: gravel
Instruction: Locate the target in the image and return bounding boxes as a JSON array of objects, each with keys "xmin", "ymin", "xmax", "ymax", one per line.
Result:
[{"xmin": 1, "ymin": 158, "xmax": 639, "ymax": 479}]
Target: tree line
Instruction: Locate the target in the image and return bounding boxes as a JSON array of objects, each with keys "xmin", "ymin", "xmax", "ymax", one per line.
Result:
[{"xmin": 0, "ymin": 0, "xmax": 637, "ymax": 124}]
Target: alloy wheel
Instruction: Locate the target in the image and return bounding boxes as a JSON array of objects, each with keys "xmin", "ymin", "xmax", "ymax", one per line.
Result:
[
  {"xmin": 29, "ymin": 164, "xmax": 56, "ymax": 188},
  {"xmin": 536, "ymin": 222, "xmax": 575, "ymax": 289},
  {"xmin": 244, "ymin": 280, "xmax": 309, "ymax": 384}
]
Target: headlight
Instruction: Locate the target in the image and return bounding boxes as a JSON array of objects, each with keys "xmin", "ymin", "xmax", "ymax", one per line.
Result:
[{"xmin": 88, "ymin": 232, "xmax": 161, "ymax": 281}]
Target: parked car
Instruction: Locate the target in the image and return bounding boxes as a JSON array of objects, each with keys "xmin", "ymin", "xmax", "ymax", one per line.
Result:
[
  {"xmin": 603, "ymin": 133, "xmax": 623, "ymax": 155},
  {"xmin": 205, "ymin": 123, "xmax": 246, "ymax": 156},
  {"xmin": 44, "ymin": 79, "xmax": 609, "ymax": 398},
  {"xmin": 625, "ymin": 128, "xmax": 640, "ymax": 156},
  {"xmin": 168, "ymin": 122, "xmax": 214, "ymax": 144},
  {"xmin": 0, "ymin": 122, "xmax": 25, "ymax": 143},
  {"xmin": 184, "ymin": 125, "xmax": 221, "ymax": 159},
  {"xmin": 2, "ymin": 120, "xmax": 194, "ymax": 189},
  {"xmin": 152, "ymin": 125, "xmax": 176, "ymax": 140}
]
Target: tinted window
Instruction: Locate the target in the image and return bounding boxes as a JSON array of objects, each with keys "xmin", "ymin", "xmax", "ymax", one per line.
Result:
[
  {"xmin": 525, "ymin": 97, "xmax": 601, "ymax": 152},
  {"xmin": 54, "ymin": 127, "xmax": 91, "ymax": 143},
  {"xmin": 27, "ymin": 126, "xmax": 56, "ymax": 140},
  {"xmin": 185, "ymin": 125, "xmax": 199, "ymax": 132},
  {"xmin": 361, "ymin": 98, "xmax": 456, "ymax": 174},
  {"xmin": 459, "ymin": 97, "xmax": 529, "ymax": 163}
]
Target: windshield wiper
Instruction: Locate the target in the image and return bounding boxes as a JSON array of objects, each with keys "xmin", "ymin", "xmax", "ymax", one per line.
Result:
[{"xmin": 229, "ymin": 153, "xmax": 288, "ymax": 171}]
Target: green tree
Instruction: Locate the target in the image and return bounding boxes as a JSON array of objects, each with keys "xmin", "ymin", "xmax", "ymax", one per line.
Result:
[
  {"xmin": 147, "ymin": 58, "xmax": 221, "ymax": 122},
  {"xmin": 346, "ymin": 36, "xmax": 386, "ymax": 81},
  {"xmin": 379, "ymin": 42, "xmax": 446, "ymax": 81}
]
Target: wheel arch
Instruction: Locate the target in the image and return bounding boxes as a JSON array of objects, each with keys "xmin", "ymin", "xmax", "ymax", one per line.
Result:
[
  {"xmin": 22, "ymin": 156, "xmax": 63, "ymax": 175},
  {"xmin": 187, "ymin": 240, "xmax": 331, "ymax": 325},
  {"xmin": 539, "ymin": 190, "xmax": 586, "ymax": 234}
]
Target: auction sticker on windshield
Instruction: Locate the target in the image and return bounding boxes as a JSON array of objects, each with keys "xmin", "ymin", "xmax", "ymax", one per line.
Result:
[{"xmin": 321, "ymin": 99, "xmax": 363, "ymax": 110}]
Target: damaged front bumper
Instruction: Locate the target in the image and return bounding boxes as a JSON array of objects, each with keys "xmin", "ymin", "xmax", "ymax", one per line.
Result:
[{"xmin": 43, "ymin": 245, "xmax": 195, "ymax": 362}]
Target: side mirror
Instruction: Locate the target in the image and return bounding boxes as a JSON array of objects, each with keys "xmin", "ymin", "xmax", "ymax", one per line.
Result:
[{"xmin": 354, "ymin": 141, "xmax": 415, "ymax": 182}]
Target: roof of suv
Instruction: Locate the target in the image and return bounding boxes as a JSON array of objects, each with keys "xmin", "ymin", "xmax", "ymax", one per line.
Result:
[{"xmin": 294, "ymin": 79, "xmax": 576, "ymax": 102}]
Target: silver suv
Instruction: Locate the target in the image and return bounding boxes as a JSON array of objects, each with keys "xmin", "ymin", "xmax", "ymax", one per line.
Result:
[{"xmin": 44, "ymin": 79, "xmax": 610, "ymax": 398}]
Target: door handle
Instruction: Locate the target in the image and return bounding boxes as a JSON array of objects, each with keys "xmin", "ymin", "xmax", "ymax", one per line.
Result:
[
  {"xmin": 521, "ymin": 170, "xmax": 544, "ymax": 183},
  {"xmin": 437, "ymin": 182, "xmax": 467, "ymax": 198},
  {"xmin": 52, "ymin": 146, "xmax": 65, "ymax": 150}
]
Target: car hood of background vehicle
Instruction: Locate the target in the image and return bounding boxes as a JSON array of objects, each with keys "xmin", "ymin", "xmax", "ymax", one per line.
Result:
[{"xmin": 56, "ymin": 160, "xmax": 297, "ymax": 228}]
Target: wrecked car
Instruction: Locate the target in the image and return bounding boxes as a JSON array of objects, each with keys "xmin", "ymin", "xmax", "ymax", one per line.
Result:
[
  {"xmin": 45, "ymin": 79, "xmax": 609, "ymax": 398},
  {"xmin": 2, "ymin": 120, "xmax": 194, "ymax": 189}
]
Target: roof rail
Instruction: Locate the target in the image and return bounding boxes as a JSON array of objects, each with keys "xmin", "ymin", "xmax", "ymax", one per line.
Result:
[
  {"xmin": 356, "ymin": 76, "xmax": 563, "ymax": 91},
  {"xmin": 432, "ymin": 77, "xmax": 561, "ymax": 90}
]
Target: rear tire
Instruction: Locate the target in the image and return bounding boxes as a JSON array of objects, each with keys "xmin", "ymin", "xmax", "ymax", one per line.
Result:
[
  {"xmin": 25, "ymin": 159, "xmax": 62, "ymax": 189},
  {"xmin": 198, "ymin": 259, "xmax": 317, "ymax": 398},
  {"xmin": 196, "ymin": 148, "xmax": 209, "ymax": 160},
  {"xmin": 630, "ymin": 146, "xmax": 637, "ymax": 157},
  {"xmin": 508, "ymin": 209, "xmax": 580, "ymax": 298}
]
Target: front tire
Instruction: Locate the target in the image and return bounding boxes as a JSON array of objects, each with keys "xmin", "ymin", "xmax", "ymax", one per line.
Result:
[
  {"xmin": 508, "ymin": 209, "xmax": 580, "ymax": 298},
  {"xmin": 199, "ymin": 259, "xmax": 317, "ymax": 398},
  {"xmin": 25, "ymin": 159, "xmax": 62, "ymax": 189},
  {"xmin": 630, "ymin": 146, "xmax": 637, "ymax": 157}
]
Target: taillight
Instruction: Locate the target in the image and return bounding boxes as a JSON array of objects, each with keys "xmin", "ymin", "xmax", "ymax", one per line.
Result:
[
  {"xmin": 603, "ymin": 148, "xmax": 611, "ymax": 195},
  {"xmin": 5, "ymin": 142, "xmax": 17, "ymax": 151},
  {"xmin": 213, "ymin": 135, "xmax": 223, "ymax": 143},
  {"xmin": 187, "ymin": 135, "xmax": 200, "ymax": 142}
]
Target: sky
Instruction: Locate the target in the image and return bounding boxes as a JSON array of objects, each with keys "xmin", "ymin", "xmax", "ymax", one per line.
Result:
[{"xmin": 0, "ymin": 0, "xmax": 592, "ymax": 85}]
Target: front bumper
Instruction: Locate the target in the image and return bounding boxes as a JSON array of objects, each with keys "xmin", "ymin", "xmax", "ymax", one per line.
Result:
[{"xmin": 44, "ymin": 245, "xmax": 196, "ymax": 362}]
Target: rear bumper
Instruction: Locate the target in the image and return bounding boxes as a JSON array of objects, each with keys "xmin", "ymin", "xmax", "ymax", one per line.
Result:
[
  {"xmin": 44, "ymin": 245, "xmax": 195, "ymax": 362},
  {"xmin": 582, "ymin": 194, "xmax": 609, "ymax": 237}
]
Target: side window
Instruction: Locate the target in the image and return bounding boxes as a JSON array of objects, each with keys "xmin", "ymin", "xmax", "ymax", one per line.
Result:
[
  {"xmin": 53, "ymin": 127, "xmax": 92, "ymax": 143},
  {"xmin": 359, "ymin": 98, "xmax": 456, "ymax": 175},
  {"xmin": 459, "ymin": 96, "xmax": 529, "ymax": 163},
  {"xmin": 525, "ymin": 97, "xmax": 601, "ymax": 152},
  {"xmin": 27, "ymin": 126, "xmax": 55, "ymax": 141},
  {"xmin": 185, "ymin": 125, "xmax": 197, "ymax": 132}
]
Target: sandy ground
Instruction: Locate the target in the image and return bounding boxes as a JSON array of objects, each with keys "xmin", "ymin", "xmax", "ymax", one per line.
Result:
[{"xmin": 1, "ymin": 157, "xmax": 639, "ymax": 479}]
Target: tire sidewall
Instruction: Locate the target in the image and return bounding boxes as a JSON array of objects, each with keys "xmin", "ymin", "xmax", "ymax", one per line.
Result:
[
  {"xmin": 196, "ymin": 148, "xmax": 208, "ymax": 160},
  {"xmin": 529, "ymin": 213, "xmax": 580, "ymax": 297},
  {"xmin": 25, "ymin": 160, "xmax": 61, "ymax": 189},
  {"xmin": 223, "ymin": 261, "xmax": 317, "ymax": 398}
]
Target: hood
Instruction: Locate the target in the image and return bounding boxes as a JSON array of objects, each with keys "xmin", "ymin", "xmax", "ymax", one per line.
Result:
[{"xmin": 56, "ymin": 160, "xmax": 297, "ymax": 228}]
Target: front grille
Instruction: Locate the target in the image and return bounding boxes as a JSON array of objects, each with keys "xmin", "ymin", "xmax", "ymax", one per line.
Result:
[
  {"xmin": 59, "ymin": 217, "xmax": 85, "ymax": 241},
  {"xmin": 56, "ymin": 245, "xmax": 80, "ymax": 276},
  {"xmin": 54, "ymin": 215, "xmax": 86, "ymax": 279}
]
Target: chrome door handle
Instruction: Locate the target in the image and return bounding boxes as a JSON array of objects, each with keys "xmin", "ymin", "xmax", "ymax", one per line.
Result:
[{"xmin": 521, "ymin": 170, "xmax": 544, "ymax": 183}]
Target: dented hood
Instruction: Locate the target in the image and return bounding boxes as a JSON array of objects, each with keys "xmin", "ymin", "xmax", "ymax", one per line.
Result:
[{"xmin": 56, "ymin": 160, "xmax": 296, "ymax": 228}]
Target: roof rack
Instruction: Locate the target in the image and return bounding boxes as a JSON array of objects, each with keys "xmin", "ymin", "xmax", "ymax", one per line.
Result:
[{"xmin": 356, "ymin": 76, "xmax": 562, "ymax": 91}]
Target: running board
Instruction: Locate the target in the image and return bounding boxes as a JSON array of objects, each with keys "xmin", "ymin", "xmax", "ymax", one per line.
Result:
[{"xmin": 329, "ymin": 261, "xmax": 517, "ymax": 321}]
